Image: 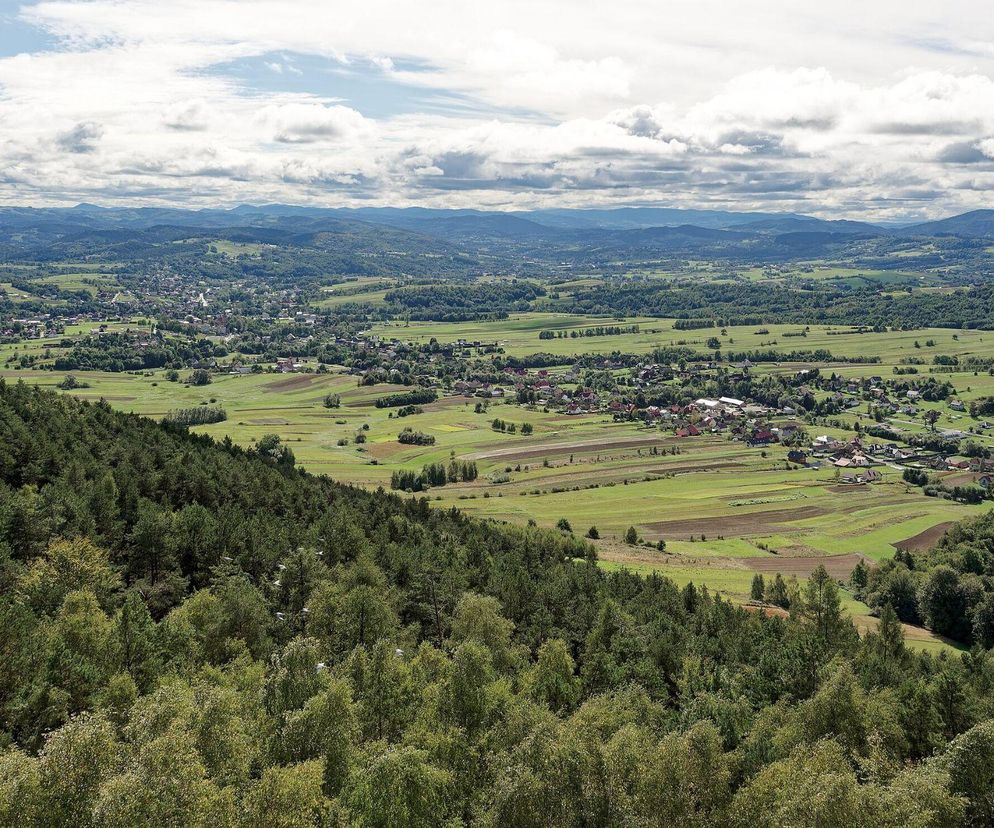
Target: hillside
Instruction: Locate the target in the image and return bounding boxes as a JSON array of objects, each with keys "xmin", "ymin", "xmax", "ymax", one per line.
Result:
[
  {"xmin": 1, "ymin": 380, "xmax": 993, "ymax": 824},
  {"xmin": 905, "ymin": 210, "xmax": 994, "ymax": 238}
]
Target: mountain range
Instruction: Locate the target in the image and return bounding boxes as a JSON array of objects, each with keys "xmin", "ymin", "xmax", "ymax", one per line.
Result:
[
  {"xmin": 3, "ymin": 203, "xmax": 994, "ymax": 235},
  {"xmin": 2, "ymin": 204, "xmax": 994, "ymax": 266}
]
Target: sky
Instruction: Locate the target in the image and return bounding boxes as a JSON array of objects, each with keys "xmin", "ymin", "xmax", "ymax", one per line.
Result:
[{"xmin": 1, "ymin": 0, "xmax": 994, "ymax": 219}]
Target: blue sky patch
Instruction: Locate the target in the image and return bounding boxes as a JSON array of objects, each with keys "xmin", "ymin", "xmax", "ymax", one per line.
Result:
[
  {"xmin": 0, "ymin": 0, "xmax": 57, "ymax": 57},
  {"xmin": 201, "ymin": 51, "xmax": 519, "ymax": 120}
]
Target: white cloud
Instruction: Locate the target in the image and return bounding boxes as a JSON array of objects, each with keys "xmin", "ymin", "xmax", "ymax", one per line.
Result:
[
  {"xmin": 1, "ymin": 0, "xmax": 994, "ymax": 218},
  {"xmin": 258, "ymin": 102, "xmax": 371, "ymax": 144}
]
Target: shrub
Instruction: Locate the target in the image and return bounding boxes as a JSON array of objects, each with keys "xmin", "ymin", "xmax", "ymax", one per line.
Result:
[
  {"xmin": 398, "ymin": 428, "xmax": 435, "ymax": 446},
  {"xmin": 162, "ymin": 406, "xmax": 227, "ymax": 426},
  {"xmin": 375, "ymin": 389, "xmax": 437, "ymax": 408}
]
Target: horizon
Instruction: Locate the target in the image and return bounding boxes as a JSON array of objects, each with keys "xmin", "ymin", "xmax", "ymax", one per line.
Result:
[
  {"xmin": 0, "ymin": 200, "xmax": 987, "ymax": 229},
  {"xmin": 1, "ymin": 1, "xmax": 993, "ymax": 220}
]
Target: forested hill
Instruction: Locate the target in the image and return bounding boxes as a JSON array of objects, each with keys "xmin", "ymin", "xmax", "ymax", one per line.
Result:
[{"xmin": 2, "ymin": 380, "xmax": 994, "ymax": 826}]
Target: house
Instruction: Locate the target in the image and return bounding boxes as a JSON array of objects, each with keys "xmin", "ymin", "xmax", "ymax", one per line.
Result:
[
  {"xmin": 454, "ymin": 380, "xmax": 482, "ymax": 396},
  {"xmin": 676, "ymin": 425, "xmax": 700, "ymax": 438},
  {"xmin": 787, "ymin": 450, "xmax": 809, "ymax": 465},
  {"xmin": 841, "ymin": 469, "xmax": 881, "ymax": 484},
  {"xmin": 950, "ymin": 399, "xmax": 966, "ymax": 412}
]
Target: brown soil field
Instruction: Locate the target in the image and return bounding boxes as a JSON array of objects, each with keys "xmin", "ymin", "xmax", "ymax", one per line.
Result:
[
  {"xmin": 646, "ymin": 505, "xmax": 826, "ymax": 539},
  {"xmin": 366, "ymin": 441, "xmax": 405, "ymax": 460},
  {"xmin": 263, "ymin": 374, "xmax": 317, "ymax": 392},
  {"xmin": 892, "ymin": 522, "xmax": 954, "ymax": 553},
  {"xmin": 744, "ymin": 552, "xmax": 870, "ymax": 580},
  {"xmin": 468, "ymin": 435, "xmax": 671, "ymax": 462}
]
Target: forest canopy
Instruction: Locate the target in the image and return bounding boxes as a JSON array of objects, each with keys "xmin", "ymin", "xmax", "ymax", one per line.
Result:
[{"xmin": 1, "ymin": 380, "xmax": 993, "ymax": 826}]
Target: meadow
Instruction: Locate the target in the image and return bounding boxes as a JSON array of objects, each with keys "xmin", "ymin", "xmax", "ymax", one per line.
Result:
[
  {"xmin": 6, "ymin": 310, "xmax": 994, "ymax": 651},
  {"xmin": 369, "ymin": 311, "xmax": 994, "ymax": 364}
]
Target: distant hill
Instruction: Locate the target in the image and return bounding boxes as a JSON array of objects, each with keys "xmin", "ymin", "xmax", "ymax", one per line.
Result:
[
  {"xmin": 0, "ymin": 203, "xmax": 988, "ymax": 265},
  {"xmin": 514, "ymin": 206, "xmax": 812, "ymax": 230},
  {"xmin": 2, "ymin": 202, "xmax": 986, "ymax": 239},
  {"xmin": 903, "ymin": 210, "xmax": 994, "ymax": 238},
  {"xmin": 734, "ymin": 216, "xmax": 886, "ymax": 235},
  {"xmin": 377, "ymin": 212, "xmax": 555, "ymax": 240}
]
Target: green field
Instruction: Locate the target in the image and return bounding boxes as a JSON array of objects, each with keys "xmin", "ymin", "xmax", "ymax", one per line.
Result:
[
  {"xmin": 311, "ymin": 277, "xmax": 397, "ymax": 308},
  {"xmin": 32, "ymin": 272, "xmax": 120, "ymax": 294},
  {"xmin": 368, "ymin": 312, "xmax": 994, "ymax": 365},
  {"xmin": 7, "ymin": 311, "xmax": 992, "ymax": 653},
  {"xmin": 210, "ymin": 239, "xmax": 271, "ymax": 257}
]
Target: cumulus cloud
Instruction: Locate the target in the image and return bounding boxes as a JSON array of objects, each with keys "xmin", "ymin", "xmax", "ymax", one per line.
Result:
[
  {"xmin": 1, "ymin": 0, "xmax": 994, "ymax": 218},
  {"xmin": 259, "ymin": 102, "xmax": 370, "ymax": 144}
]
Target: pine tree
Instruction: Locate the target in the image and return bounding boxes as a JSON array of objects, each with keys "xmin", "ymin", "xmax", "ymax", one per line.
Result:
[{"xmin": 878, "ymin": 603, "xmax": 905, "ymax": 658}]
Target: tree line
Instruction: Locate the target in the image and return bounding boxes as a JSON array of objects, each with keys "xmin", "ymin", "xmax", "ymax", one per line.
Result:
[
  {"xmin": 390, "ymin": 461, "xmax": 478, "ymax": 492},
  {"xmin": 374, "ymin": 389, "xmax": 438, "ymax": 408},
  {"xmin": 162, "ymin": 405, "xmax": 227, "ymax": 426}
]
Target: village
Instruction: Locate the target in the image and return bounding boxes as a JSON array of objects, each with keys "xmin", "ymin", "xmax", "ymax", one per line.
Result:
[{"xmin": 6, "ymin": 275, "xmax": 994, "ymax": 504}]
